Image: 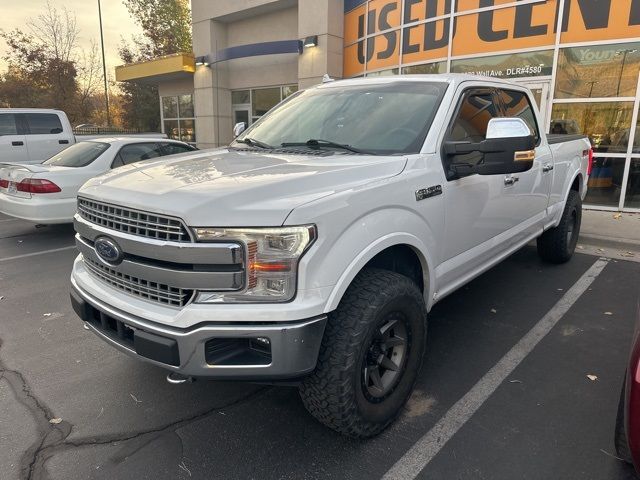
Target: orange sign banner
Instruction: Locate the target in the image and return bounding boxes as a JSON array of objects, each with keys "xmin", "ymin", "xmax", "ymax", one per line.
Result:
[{"xmin": 343, "ymin": 0, "xmax": 640, "ymax": 76}]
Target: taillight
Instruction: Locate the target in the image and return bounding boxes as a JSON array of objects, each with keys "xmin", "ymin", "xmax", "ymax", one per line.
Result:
[
  {"xmin": 16, "ymin": 178, "xmax": 61, "ymax": 194},
  {"xmin": 0, "ymin": 179, "xmax": 8, "ymax": 189},
  {"xmin": 587, "ymin": 148, "xmax": 594, "ymax": 176}
]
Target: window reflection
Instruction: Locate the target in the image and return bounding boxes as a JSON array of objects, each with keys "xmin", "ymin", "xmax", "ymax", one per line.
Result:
[
  {"xmin": 625, "ymin": 159, "xmax": 640, "ymax": 209},
  {"xmin": 402, "ymin": 62, "xmax": 446, "ymax": 74},
  {"xmin": 555, "ymin": 43, "xmax": 640, "ymax": 98},
  {"xmin": 550, "ymin": 102, "xmax": 634, "ymax": 153},
  {"xmin": 585, "ymin": 157, "xmax": 626, "ymax": 207}
]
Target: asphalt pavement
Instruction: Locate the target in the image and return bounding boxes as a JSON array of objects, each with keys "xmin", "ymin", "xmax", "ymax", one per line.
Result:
[{"xmin": 1, "ymin": 212, "xmax": 639, "ymax": 480}]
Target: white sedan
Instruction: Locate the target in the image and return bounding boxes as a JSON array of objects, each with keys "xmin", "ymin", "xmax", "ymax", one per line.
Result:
[{"xmin": 0, "ymin": 137, "xmax": 197, "ymax": 224}]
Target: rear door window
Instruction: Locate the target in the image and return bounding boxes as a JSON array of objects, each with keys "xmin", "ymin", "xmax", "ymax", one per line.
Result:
[
  {"xmin": 25, "ymin": 113, "xmax": 64, "ymax": 134},
  {"xmin": 0, "ymin": 114, "xmax": 18, "ymax": 135},
  {"xmin": 112, "ymin": 143, "xmax": 163, "ymax": 168}
]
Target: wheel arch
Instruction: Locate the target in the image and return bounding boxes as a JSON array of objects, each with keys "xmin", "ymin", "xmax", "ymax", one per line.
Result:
[{"xmin": 324, "ymin": 233, "xmax": 435, "ymax": 313}]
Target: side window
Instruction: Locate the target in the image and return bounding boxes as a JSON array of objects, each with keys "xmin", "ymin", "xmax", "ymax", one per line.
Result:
[
  {"xmin": 113, "ymin": 143, "xmax": 162, "ymax": 168},
  {"xmin": 25, "ymin": 113, "xmax": 63, "ymax": 135},
  {"xmin": 161, "ymin": 142, "xmax": 196, "ymax": 156},
  {"xmin": 0, "ymin": 114, "xmax": 18, "ymax": 135},
  {"xmin": 497, "ymin": 89, "xmax": 540, "ymax": 142},
  {"xmin": 448, "ymin": 90, "xmax": 501, "ymax": 143}
]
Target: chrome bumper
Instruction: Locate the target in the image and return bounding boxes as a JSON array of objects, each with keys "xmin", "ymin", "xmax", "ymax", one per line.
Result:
[{"xmin": 70, "ymin": 283, "xmax": 327, "ymax": 380}]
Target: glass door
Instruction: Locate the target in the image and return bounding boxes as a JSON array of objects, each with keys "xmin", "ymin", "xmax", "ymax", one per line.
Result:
[
  {"xmin": 232, "ymin": 104, "xmax": 251, "ymax": 135},
  {"xmin": 514, "ymin": 80, "xmax": 551, "ymax": 132}
]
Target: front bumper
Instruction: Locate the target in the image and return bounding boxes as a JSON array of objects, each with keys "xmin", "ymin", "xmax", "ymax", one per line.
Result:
[
  {"xmin": 70, "ymin": 284, "xmax": 327, "ymax": 380},
  {"xmin": 0, "ymin": 192, "xmax": 75, "ymax": 224}
]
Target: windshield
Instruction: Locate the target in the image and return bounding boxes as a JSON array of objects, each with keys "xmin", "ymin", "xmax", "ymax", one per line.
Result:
[
  {"xmin": 43, "ymin": 142, "xmax": 110, "ymax": 167},
  {"xmin": 234, "ymin": 81, "xmax": 448, "ymax": 155}
]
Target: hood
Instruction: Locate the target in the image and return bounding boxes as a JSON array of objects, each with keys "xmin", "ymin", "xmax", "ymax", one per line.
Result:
[{"xmin": 79, "ymin": 148, "xmax": 407, "ymax": 226}]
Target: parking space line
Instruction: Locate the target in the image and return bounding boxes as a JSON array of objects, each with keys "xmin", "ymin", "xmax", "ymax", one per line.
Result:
[
  {"xmin": 383, "ymin": 257, "xmax": 610, "ymax": 480},
  {"xmin": 0, "ymin": 218, "xmax": 20, "ymax": 223},
  {"xmin": 0, "ymin": 246, "xmax": 76, "ymax": 262}
]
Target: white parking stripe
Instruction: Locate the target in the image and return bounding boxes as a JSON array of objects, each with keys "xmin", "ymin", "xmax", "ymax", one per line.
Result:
[
  {"xmin": 383, "ymin": 257, "xmax": 609, "ymax": 480},
  {"xmin": 0, "ymin": 218, "xmax": 19, "ymax": 223},
  {"xmin": 0, "ymin": 245, "xmax": 76, "ymax": 262}
]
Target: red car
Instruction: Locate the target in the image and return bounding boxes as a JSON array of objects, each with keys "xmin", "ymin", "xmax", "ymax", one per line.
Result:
[{"xmin": 616, "ymin": 303, "xmax": 640, "ymax": 475}]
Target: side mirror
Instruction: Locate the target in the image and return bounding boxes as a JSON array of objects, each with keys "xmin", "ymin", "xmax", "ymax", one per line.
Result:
[
  {"xmin": 233, "ymin": 122, "xmax": 246, "ymax": 137},
  {"xmin": 444, "ymin": 118, "xmax": 535, "ymax": 177}
]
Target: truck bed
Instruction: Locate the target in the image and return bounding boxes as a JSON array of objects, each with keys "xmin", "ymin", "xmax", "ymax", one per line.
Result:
[{"xmin": 546, "ymin": 134, "xmax": 589, "ymax": 145}]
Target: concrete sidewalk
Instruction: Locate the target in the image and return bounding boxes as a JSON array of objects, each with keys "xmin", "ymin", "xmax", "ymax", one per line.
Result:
[{"xmin": 578, "ymin": 209, "xmax": 640, "ymax": 261}]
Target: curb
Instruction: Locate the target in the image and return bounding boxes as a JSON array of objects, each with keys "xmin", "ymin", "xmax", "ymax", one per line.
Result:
[{"xmin": 578, "ymin": 233, "xmax": 640, "ymax": 252}]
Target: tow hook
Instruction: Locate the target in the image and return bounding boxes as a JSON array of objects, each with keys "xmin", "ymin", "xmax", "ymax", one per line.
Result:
[{"xmin": 166, "ymin": 372, "xmax": 194, "ymax": 384}]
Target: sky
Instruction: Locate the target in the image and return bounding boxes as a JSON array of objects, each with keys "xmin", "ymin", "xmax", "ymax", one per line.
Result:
[{"xmin": 0, "ymin": 0, "xmax": 144, "ymax": 77}]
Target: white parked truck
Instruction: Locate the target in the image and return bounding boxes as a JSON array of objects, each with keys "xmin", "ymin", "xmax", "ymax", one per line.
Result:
[
  {"xmin": 0, "ymin": 108, "xmax": 167, "ymax": 165},
  {"xmin": 70, "ymin": 75, "xmax": 592, "ymax": 437}
]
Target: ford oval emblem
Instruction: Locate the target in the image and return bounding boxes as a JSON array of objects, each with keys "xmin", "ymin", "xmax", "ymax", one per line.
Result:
[{"xmin": 94, "ymin": 237, "xmax": 123, "ymax": 265}]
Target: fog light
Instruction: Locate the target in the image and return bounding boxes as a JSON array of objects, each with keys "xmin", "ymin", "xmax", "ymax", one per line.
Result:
[{"xmin": 255, "ymin": 337, "xmax": 270, "ymax": 345}]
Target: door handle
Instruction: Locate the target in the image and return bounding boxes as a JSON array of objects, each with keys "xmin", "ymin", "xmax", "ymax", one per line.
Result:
[
  {"xmin": 11, "ymin": 141, "xmax": 24, "ymax": 146},
  {"xmin": 59, "ymin": 139, "xmax": 69, "ymax": 145},
  {"xmin": 542, "ymin": 163, "xmax": 554, "ymax": 173},
  {"xmin": 504, "ymin": 176, "xmax": 519, "ymax": 186}
]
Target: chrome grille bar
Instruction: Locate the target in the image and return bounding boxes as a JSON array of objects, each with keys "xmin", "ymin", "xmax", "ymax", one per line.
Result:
[
  {"xmin": 77, "ymin": 198, "xmax": 190, "ymax": 242},
  {"xmin": 85, "ymin": 258, "xmax": 193, "ymax": 307}
]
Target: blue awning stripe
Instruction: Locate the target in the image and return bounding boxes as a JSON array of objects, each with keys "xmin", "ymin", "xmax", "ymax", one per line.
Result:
[{"xmin": 213, "ymin": 40, "xmax": 302, "ymax": 64}]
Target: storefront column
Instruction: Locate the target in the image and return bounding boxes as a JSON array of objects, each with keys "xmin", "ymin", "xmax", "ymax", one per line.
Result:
[
  {"xmin": 298, "ymin": 0, "xmax": 344, "ymax": 89},
  {"xmin": 193, "ymin": 19, "xmax": 233, "ymax": 148}
]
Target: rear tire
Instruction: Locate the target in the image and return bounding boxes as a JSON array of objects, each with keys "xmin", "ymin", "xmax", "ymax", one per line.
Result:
[
  {"xmin": 299, "ymin": 268, "xmax": 427, "ymax": 438},
  {"xmin": 616, "ymin": 380, "xmax": 633, "ymax": 463},
  {"xmin": 537, "ymin": 189, "xmax": 582, "ymax": 264}
]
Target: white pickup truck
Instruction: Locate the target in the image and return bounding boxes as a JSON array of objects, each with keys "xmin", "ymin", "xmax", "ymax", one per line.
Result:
[{"xmin": 70, "ymin": 75, "xmax": 591, "ymax": 438}]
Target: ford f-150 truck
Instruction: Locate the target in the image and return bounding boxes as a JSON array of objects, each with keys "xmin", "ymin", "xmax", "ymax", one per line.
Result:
[{"xmin": 69, "ymin": 75, "xmax": 592, "ymax": 438}]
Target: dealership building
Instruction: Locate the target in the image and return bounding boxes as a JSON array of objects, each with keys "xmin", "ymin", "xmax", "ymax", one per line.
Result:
[{"xmin": 115, "ymin": 0, "xmax": 640, "ymax": 211}]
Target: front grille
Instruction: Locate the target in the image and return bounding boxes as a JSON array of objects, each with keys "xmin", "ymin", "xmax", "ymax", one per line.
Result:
[
  {"xmin": 77, "ymin": 198, "xmax": 191, "ymax": 242},
  {"xmin": 85, "ymin": 257, "xmax": 193, "ymax": 307}
]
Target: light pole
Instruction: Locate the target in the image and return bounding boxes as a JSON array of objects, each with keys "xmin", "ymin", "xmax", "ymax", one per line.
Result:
[
  {"xmin": 585, "ymin": 80, "xmax": 599, "ymax": 98},
  {"xmin": 615, "ymin": 49, "xmax": 638, "ymax": 97},
  {"xmin": 98, "ymin": 0, "xmax": 111, "ymax": 127}
]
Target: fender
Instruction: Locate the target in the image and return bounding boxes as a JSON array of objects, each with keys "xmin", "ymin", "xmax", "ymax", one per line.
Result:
[
  {"xmin": 548, "ymin": 155, "xmax": 585, "ymax": 229},
  {"xmin": 316, "ymin": 206, "xmax": 440, "ymax": 313}
]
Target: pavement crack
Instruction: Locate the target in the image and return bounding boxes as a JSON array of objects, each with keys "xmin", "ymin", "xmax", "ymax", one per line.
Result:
[
  {"xmin": 0, "ymin": 338, "xmax": 69, "ymax": 480},
  {"xmin": 27, "ymin": 385, "xmax": 270, "ymax": 479}
]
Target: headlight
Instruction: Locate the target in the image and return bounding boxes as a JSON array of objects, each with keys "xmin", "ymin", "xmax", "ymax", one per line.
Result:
[{"xmin": 193, "ymin": 225, "xmax": 316, "ymax": 303}]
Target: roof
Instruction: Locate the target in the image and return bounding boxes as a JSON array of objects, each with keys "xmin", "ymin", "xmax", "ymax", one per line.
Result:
[
  {"xmin": 115, "ymin": 53, "xmax": 196, "ymax": 85},
  {"xmin": 0, "ymin": 108, "xmax": 65, "ymax": 113},
  {"xmin": 317, "ymin": 73, "xmax": 525, "ymax": 89},
  {"xmin": 78, "ymin": 137, "xmax": 188, "ymax": 147}
]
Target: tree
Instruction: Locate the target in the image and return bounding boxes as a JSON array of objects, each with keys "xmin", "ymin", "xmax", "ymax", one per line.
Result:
[
  {"xmin": 123, "ymin": 0, "xmax": 192, "ymax": 56},
  {"xmin": 118, "ymin": 0, "xmax": 192, "ymax": 131},
  {"xmin": 0, "ymin": 1, "xmax": 104, "ymax": 125}
]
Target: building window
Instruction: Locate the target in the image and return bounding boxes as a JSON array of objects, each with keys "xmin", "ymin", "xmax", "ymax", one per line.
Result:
[
  {"xmin": 550, "ymin": 102, "xmax": 634, "ymax": 154},
  {"xmin": 402, "ymin": 62, "xmax": 446, "ymax": 75},
  {"xmin": 584, "ymin": 157, "xmax": 627, "ymax": 208},
  {"xmin": 232, "ymin": 85, "xmax": 298, "ymax": 127},
  {"xmin": 161, "ymin": 94, "xmax": 196, "ymax": 143},
  {"xmin": 555, "ymin": 43, "xmax": 640, "ymax": 99},
  {"xmin": 450, "ymin": 50, "xmax": 554, "ymax": 79},
  {"xmin": 625, "ymin": 158, "xmax": 640, "ymax": 209}
]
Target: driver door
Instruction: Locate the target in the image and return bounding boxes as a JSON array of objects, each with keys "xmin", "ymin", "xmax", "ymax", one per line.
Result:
[{"xmin": 438, "ymin": 87, "xmax": 514, "ymax": 287}]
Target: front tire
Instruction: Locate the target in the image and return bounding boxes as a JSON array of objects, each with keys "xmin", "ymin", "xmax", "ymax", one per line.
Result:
[
  {"xmin": 537, "ymin": 189, "xmax": 582, "ymax": 264},
  {"xmin": 299, "ymin": 268, "xmax": 427, "ymax": 438}
]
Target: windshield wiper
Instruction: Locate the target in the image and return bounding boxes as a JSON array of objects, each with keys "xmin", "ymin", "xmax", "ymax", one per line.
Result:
[
  {"xmin": 280, "ymin": 139, "xmax": 368, "ymax": 154},
  {"xmin": 235, "ymin": 137, "xmax": 274, "ymax": 149}
]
